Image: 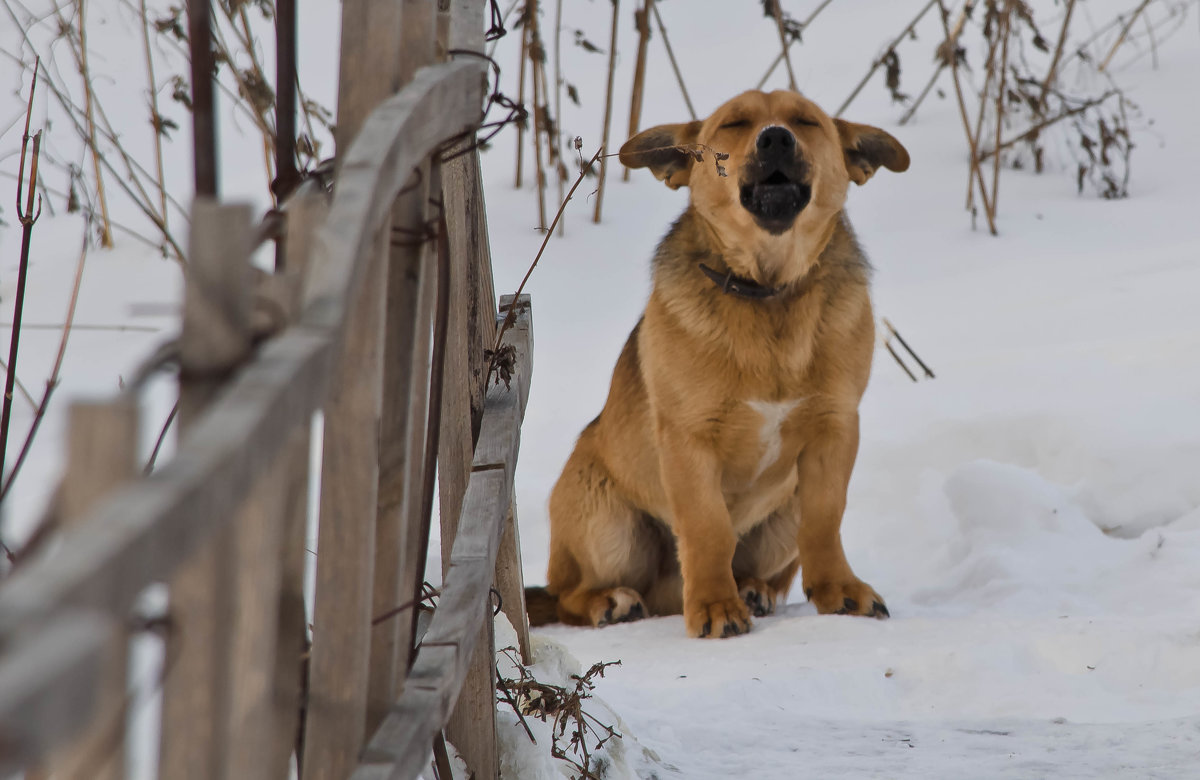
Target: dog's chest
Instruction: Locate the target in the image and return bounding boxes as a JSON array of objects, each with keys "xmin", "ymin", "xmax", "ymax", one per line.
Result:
[{"xmin": 745, "ymin": 398, "xmax": 804, "ymax": 480}]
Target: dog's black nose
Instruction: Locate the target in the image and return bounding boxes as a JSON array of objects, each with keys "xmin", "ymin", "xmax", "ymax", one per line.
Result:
[{"xmin": 756, "ymin": 126, "xmax": 795, "ymax": 155}]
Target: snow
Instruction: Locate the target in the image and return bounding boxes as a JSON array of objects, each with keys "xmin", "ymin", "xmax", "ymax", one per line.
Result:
[
  {"xmin": 1, "ymin": 0, "xmax": 1198, "ymax": 777},
  {"xmin": 477, "ymin": 1, "xmax": 1200, "ymax": 777}
]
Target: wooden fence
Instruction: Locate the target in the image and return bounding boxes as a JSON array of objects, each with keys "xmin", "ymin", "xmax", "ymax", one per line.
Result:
[{"xmin": 0, "ymin": 1, "xmax": 532, "ymax": 778}]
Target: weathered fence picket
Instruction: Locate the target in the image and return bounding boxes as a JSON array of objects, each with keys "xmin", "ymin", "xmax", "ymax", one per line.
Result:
[{"xmin": 0, "ymin": 2, "xmax": 528, "ymax": 778}]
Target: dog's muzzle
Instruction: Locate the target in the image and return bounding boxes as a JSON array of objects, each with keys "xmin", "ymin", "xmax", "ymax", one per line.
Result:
[{"xmin": 739, "ymin": 127, "xmax": 812, "ymax": 233}]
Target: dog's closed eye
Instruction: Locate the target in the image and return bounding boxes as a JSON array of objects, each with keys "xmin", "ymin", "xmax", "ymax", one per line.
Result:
[
  {"xmin": 790, "ymin": 116, "xmax": 820, "ymax": 128},
  {"xmin": 719, "ymin": 119, "xmax": 750, "ymax": 130}
]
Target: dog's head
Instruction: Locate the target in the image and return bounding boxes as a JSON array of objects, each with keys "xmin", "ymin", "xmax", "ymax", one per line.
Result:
[{"xmin": 620, "ymin": 90, "xmax": 908, "ymax": 275}]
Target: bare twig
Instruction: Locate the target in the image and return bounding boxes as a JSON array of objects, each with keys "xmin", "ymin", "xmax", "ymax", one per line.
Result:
[
  {"xmin": 976, "ymin": 90, "xmax": 1121, "ymax": 161},
  {"xmin": 835, "ymin": 0, "xmax": 938, "ymax": 117},
  {"xmin": 1099, "ymin": 0, "xmax": 1153, "ymax": 71},
  {"xmin": 650, "ymin": 2, "xmax": 696, "ymax": 120},
  {"xmin": 936, "ymin": 0, "xmax": 997, "ymax": 234},
  {"xmin": 0, "ymin": 358, "xmax": 36, "ymax": 410},
  {"xmin": 529, "ymin": 0, "xmax": 548, "ymax": 226},
  {"xmin": 883, "ymin": 318, "xmax": 935, "ymax": 378},
  {"xmin": 74, "ymin": 0, "xmax": 114, "ymax": 246},
  {"xmin": 140, "ymin": 0, "xmax": 169, "ymax": 228},
  {"xmin": 624, "ymin": 0, "xmax": 653, "ymax": 182},
  {"xmin": 1, "ymin": 62, "xmax": 42, "ymax": 493},
  {"xmin": 552, "ymin": 0, "xmax": 566, "ymax": 226},
  {"xmin": 494, "ymin": 144, "xmax": 603, "ymax": 356},
  {"xmin": 593, "ymin": 0, "xmax": 620, "ymax": 224},
  {"xmin": 515, "ymin": 3, "xmax": 529, "ymax": 189},
  {"xmin": 884, "ymin": 341, "xmax": 918, "ymax": 382},
  {"xmin": 769, "ymin": 0, "xmax": 799, "ymax": 91},
  {"xmin": 965, "ymin": 24, "xmax": 999, "ymax": 213},
  {"xmin": 899, "ymin": 0, "xmax": 971, "ymax": 126},
  {"xmin": 1037, "ymin": 0, "xmax": 1076, "ymax": 111},
  {"xmin": 755, "ymin": 0, "xmax": 836, "ymax": 90},
  {"xmin": 989, "ymin": 1, "xmax": 1012, "ymax": 226},
  {"xmin": 143, "ymin": 400, "xmax": 178, "ymax": 475},
  {"xmin": 0, "ymin": 222, "xmax": 90, "ymax": 505}
]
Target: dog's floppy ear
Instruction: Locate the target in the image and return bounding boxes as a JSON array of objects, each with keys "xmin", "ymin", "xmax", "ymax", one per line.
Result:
[
  {"xmin": 834, "ymin": 119, "xmax": 910, "ymax": 185},
  {"xmin": 619, "ymin": 121, "xmax": 703, "ymax": 189}
]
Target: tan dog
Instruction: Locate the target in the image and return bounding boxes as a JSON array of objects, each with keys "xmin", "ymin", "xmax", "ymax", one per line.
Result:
[{"xmin": 527, "ymin": 90, "xmax": 909, "ymax": 638}]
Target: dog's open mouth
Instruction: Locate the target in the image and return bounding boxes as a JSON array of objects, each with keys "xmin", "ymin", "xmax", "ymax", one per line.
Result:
[{"xmin": 739, "ymin": 170, "xmax": 811, "ymax": 232}]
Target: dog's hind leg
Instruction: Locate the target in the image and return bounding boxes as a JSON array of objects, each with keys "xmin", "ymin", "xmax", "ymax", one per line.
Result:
[
  {"xmin": 546, "ymin": 446, "xmax": 661, "ymax": 627},
  {"xmin": 733, "ymin": 509, "xmax": 801, "ymax": 617}
]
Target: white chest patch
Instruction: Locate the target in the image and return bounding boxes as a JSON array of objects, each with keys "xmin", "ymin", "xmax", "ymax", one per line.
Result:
[{"xmin": 747, "ymin": 399, "xmax": 803, "ymax": 480}]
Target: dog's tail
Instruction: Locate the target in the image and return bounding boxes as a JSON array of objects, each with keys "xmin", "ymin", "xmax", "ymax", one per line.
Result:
[{"xmin": 524, "ymin": 586, "xmax": 560, "ymax": 627}]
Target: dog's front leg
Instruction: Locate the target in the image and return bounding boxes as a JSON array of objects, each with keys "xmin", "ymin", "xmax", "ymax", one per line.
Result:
[
  {"xmin": 657, "ymin": 426, "xmax": 752, "ymax": 638},
  {"xmin": 795, "ymin": 412, "xmax": 888, "ymax": 618}
]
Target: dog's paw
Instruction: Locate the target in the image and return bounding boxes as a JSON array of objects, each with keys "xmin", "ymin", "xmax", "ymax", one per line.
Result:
[
  {"xmin": 685, "ymin": 597, "xmax": 752, "ymax": 638},
  {"xmin": 737, "ymin": 578, "xmax": 778, "ymax": 618},
  {"xmin": 589, "ymin": 587, "xmax": 647, "ymax": 627},
  {"xmin": 805, "ymin": 579, "xmax": 889, "ymax": 619}
]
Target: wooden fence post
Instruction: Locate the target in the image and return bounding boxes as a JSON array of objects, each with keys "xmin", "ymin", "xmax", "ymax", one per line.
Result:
[
  {"xmin": 35, "ymin": 398, "xmax": 139, "ymax": 779},
  {"xmin": 368, "ymin": 0, "xmax": 439, "ymax": 736},
  {"xmin": 159, "ymin": 199, "xmax": 254, "ymax": 780},
  {"xmin": 437, "ymin": 2, "xmax": 501, "ymax": 776},
  {"xmin": 301, "ymin": 0, "xmax": 403, "ymax": 776}
]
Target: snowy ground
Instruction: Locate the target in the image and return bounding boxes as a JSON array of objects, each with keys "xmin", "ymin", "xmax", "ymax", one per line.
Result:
[
  {"xmin": 479, "ymin": 1, "xmax": 1200, "ymax": 777},
  {"xmin": 1, "ymin": 0, "xmax": 1198, "ymax": 778}
]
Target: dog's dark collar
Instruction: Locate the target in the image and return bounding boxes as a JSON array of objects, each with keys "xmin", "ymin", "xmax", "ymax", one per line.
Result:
[{"xmin": 698, "ymin": 262, "xmax": 783, "ymax": 300}]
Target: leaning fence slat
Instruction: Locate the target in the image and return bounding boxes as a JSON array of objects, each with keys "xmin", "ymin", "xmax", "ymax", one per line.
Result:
[
  {"xmin": 34, "ymin": 399, "xmax": 138, "ymax": 779},
  {"xmin": 369, "ymin": 0, "xmax": 439, "ymax": 735},
  {"xmin": 0, "ymin": 612, "xmax": 112, "ymax": 776},
  {"xmin": 160, "ymin": 199, "xmax": 254, "ymax": 780},
  {"xmin": 268, "ymin": 180, "xmax": 328, "ymax": 780},
  {"xmin": 301, "ymin": 0, "xmax": 405, "ymax": 774},
  {"xmin": 353, "ymin": 299, "xmax": 532, "ymax": 780}
]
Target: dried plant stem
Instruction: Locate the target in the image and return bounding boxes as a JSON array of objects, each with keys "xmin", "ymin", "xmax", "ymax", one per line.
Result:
[
  {"xmin": 0, "ymin": 40, "xmax": 187, "ymax": 260},
  {"xmin": 650, "ymin": 2, "xmax": 696, "ymax": 120},
  {"xmin": 769, "ymin": 0, "xmax": 799, "ymax": 91},
  {"xmin": 898, "ymin": 65, "xmax": 944, "ymax": 126},
  {"xmin": 553, "ymin": 0, "xmax": 565, "ymax": 232},
  {"xmin": 515, "ymin": 5, "xmax": 529, "ymax": 188},
  {"xmin": 1099, "ymin": 0, "xmax": 1153, "ymax": 71},
  {"xmin": 977, "ymin": 90, "xmax": 1121, "ymax": 161},
  {"xmin": 143, "ymin": 401, "xmax": 179, "ymax": 475},
  {"xmin": 1143, "ymin": 10, "xmax": 1157, "ymax": 69},
  {"xmin": 495, "ymin": 146, "xmax": 604, "ymax": 351},
  {"xmin": 0, "ymin": 359, "xmax": 36, "ymax": 411},
  {"xmin": 624, "ymin": 0, "xmax": 653, "ymax": 182},
  {"xmin": 75, "ymin": 0, "xmax": 113, "ymax": 247},
  {"xmin": 900, "ymin": 0, "xmax": 971, "ymax": 126},
  {"xmin": 989, "ymin": 1, "xmax": 1012, "ymax": 226},
  {"xmin": 883, "ymin": 318, "xmax": 935, "ymax": 378},
  {"xmin": 528, "ymin": 0, "xmax": 548, "ymax": 227},
  {"xmin": 1, "ymin": 64, "xmax": 42, "ymax": 494},
  {"xmin": 835, "ymin": 0, "xmax": 938, "ymax": 117},
  {"xmin": 966, "ymin": 29, "xmax": 999, "ymax": 212},
  {"xmin": 755, "ymin": 0, "xmax": 836, "ymax": 90},
  {"xmin": 593, "ymin": 0, "xmax": 620, "ymax": 224},
  {"xmin": 235, "ymin": 4, "xmax": 277, "ymax": 195},
  {"xmin": 1037, "ymin": 0, "xmax": 1076, "ymax": 111},
  {"xmin": 139, "ymin": 0, "xmax": 169, "ymax": 229},
  {"xmin": 936, "ymin": 0, "xmax": 996, "ymax": 234},
  {"xmin": 0, "ymin": 222, "xmax": 90, "ymax": 505}
]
